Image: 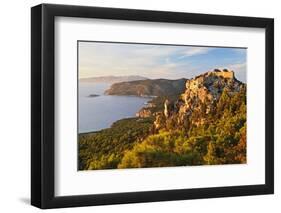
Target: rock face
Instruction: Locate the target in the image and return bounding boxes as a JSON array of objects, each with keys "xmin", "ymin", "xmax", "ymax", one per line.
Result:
[
  {"xmin": 154, "ymin": 69, "xmax": 246, "ymax": 129},
  {"xmin": 164, "ymin": 99, "xmax": 175, "ymax": 118},
  {"xmin": 136, "ymin": 107, "xmax": 152, "ymax": 118}
]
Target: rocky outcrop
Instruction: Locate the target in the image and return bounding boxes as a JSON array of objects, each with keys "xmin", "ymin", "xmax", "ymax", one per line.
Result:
[
  {"xmin": 136, "ymin": 108, "xmax": 153, "ymax": 118},
  {"xmin": 88, "ymin": 94, "xmax": 100, "ymax": 97},
  {"xmin": 154, "ymin": 69, "xmax": 246, "ymax": 130},
  {"xmin": 136, "ymin": 102, "xmax": 157, "ymax": 118}
]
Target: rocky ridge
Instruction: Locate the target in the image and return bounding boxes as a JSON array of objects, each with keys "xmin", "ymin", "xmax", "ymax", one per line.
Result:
[{"xmin": 154, "ymin": 69, "xmax": 246, "ymax": 130}]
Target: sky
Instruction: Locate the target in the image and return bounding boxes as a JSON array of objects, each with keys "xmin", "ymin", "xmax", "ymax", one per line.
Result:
[{"xmin": 78, "ymin": 41, "xmax": 247, "ymax": 82}]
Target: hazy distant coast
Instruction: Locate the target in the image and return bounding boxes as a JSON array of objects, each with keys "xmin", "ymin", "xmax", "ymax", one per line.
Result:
[{"xmin": 79, "ymin": 75, "xmax": 148, "ymax": 84}]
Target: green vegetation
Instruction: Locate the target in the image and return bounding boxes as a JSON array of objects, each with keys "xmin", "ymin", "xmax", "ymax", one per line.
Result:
[
  {"xmin": 118, "ymin": 131, "xmax": 206, "ymax": 168},
  {"xmin": 79, "ymin": 117, "xmax": 154, "ymax": 170}
]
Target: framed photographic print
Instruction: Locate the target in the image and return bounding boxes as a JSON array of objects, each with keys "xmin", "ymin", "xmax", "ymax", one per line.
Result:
[{"xmin": 31, "ymin": 4, "xmax": 274, "ymax": 209}]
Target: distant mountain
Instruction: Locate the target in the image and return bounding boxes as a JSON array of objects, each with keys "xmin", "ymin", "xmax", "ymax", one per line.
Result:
[
  {"xmin": 79, "ymin": 75, "xmax": 148, "ymax": 84},
  {"xmin": 105, "ymin": 78, "xmax": 187, "ymax": 97}
]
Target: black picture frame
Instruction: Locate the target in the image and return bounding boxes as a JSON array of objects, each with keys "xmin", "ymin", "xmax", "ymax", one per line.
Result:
[{"xmin": 31, "ymin": 3, "xmax": 274, "ymax": 209}]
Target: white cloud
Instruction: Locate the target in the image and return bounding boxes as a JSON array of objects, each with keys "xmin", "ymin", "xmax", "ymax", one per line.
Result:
[
  {"xmin": 78, "ymin": 43, "xmax": 186, "ymax": 79},
  {"xmin": 227, "ymin": 62, "xmax": 246, "ymax": 71},
  {"xmin": 178, "ymin": 47, "xmax": 212, "ymax": 59}
]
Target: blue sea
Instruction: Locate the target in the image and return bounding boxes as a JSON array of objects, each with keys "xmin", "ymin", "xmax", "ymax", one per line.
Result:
[{"xmin": 79, "ymin": 82, "xmax": 151, "ymax": 133}]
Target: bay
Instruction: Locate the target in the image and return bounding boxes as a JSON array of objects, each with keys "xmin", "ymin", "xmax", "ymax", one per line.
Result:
[{"xmin": 79, "ymin": 82, "xmax": 151, "ymax": 133}]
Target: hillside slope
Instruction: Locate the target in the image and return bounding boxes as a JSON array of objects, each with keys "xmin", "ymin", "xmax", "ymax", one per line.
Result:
[{"xmin": 105, "ymin": 78, "xmax": 187, "ymax": 97}]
